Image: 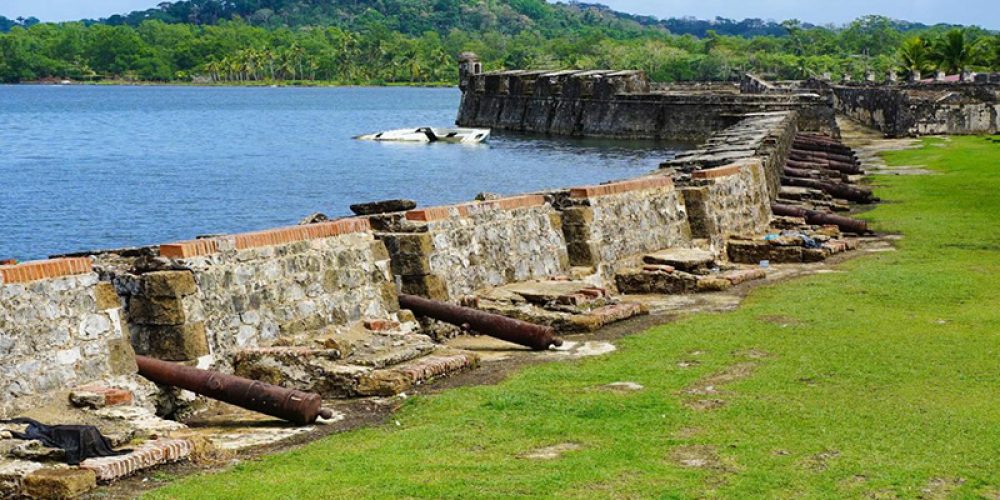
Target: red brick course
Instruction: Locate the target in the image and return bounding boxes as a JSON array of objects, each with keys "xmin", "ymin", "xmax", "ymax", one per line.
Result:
[
  {"xmin": 568, "ymin": 176, "xmax": 674, "ymax": 199},
  {"xmin": 0, "ymin": 257, "xmax": 92, "ymax": 285},
  {"xmin": 405, "ymin": 195, "xmax": 546, "ymax": 222},
  {"xmin": 692, "ymin": 164, "xmax": 743, "ymax": 180},
  {"xmin": 80, "ymin": 438, "xmax": 194, "ymax": 483},
  {"xmin": 159, "ymin": 218, "xmax": 371, "ymax": 259}
]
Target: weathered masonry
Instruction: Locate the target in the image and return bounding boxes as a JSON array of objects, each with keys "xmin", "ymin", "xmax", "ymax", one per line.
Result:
[
  {"xmin": 739, "ymin": 72, "xmax": 1000, "ymax": 137},
  {"xmin": 1, "ymin": 58, "xmax": 888, "ymax": 496},
  {"xmin": 456, "ymin": 60, "xmax": 837, "ymax": 141},
  {"xmin": 0, "ymin": 259, "xmax": 139, "ymax": 418}
]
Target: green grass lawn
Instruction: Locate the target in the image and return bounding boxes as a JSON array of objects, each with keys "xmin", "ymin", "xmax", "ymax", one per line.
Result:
[{"xmin": 153, "ymin": 136, "xmax": 1000, "ymax": 499}]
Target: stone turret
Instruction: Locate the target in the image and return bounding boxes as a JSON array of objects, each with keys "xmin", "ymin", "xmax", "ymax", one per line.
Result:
[{"xmin": 458, "ymin": 52, "xmax": 482, "ymax": 92}]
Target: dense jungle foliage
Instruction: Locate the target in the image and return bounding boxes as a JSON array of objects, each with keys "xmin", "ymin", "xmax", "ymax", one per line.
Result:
[{"xmin": 0, "ymin": 0, "xmax": 998, "ymax": 84}]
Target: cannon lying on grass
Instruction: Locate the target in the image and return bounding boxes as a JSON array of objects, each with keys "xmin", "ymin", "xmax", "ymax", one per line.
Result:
[
  {"xmin": 136, "ymin": 355, "xmax": 334, "ymax": 425},
  {"xmin": 398, "ymin": 294, "xmax": 564, "ymax": 351},
  {"xmin": 771, "ymin": 203, "xmax": 870, "ymax": 234}
]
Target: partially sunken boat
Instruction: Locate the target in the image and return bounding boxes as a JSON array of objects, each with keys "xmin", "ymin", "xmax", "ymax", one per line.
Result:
[{"xmin": 355, "ymin": 127, "xmax": 490, "ymax": 144}]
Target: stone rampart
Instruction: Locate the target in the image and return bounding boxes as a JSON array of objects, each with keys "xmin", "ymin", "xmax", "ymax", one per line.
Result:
[
  {"xmin": 664, "ymin": 111, "xmax": 799, "ymax": 202},
  {"xmin": 832, "ymin": 82, "xmax": 1000, "ymax": 137},
  {"xmin": 376, "ymin": 195, "xmax": 570, "ymax": 301},
  {"xmin": 1, "ymin": 65, "xmax": 812, "ymax": 420},
  {"xmin": 678, "ymin": 159, "xmax": 772, "ymax": 250},
  {"xmin": 1, "ymin": 258, "xmax": 137, "ymax": 417},
  {"xmin": 113, "ymin": 218, "xmax": 397, "ymax": 364},
  {"xmin": 457, "ymin": 70, "xmax": 835, "ymax": 141},
  {"xmin": 560, "ymin": 176, "xmax": 691, "ymax": 279}
]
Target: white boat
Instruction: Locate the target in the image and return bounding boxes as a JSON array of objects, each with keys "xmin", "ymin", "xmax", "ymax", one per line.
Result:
[{"xmin": 356, "ymin": 127, "xmax": 490, "ymax": 144}]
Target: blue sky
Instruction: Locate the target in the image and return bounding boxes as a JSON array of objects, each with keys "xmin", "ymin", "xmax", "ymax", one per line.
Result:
[{"xmin": 3, "ymin": 0, "xmax": 998, "ymax": 29}]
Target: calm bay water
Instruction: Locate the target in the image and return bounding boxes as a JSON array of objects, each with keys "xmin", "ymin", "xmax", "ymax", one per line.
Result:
[{"xmin": 0, "ymin": 85, "xmax": 685, "ymax": 260}]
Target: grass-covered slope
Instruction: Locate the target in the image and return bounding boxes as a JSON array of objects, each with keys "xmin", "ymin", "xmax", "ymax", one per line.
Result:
[{"xmin": 152, "ymin": 136, "xmax": 1000, "ymax": 498}]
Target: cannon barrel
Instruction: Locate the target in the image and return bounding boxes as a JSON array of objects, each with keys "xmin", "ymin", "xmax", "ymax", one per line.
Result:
[
  {"xmin": 135, "ymin": 355, "xmax": 331, "ymax": 425},
  {"xmin": 398, "ymin": 294, "xmax": 563, "ymax": 351},
  {"xmin": 786, "ymin": 158, "xmax": 864, "ymax": 175},
  {"xmin": 771, "ymin": 204, "xmax": 869, "ymax": 234},
  {"xmin": 789, "ymin": 150, "xmax": 859, "ymax": 165},
  {"xmin": 780, "ymin": 176, "xmax": 875, "ymax": 203},
  {"xmin": 792, "ymin": 140, "xmax": 857, "ymax": 157}
]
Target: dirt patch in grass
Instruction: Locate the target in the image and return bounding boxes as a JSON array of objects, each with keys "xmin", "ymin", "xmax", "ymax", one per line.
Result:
[
  {"xmin": 733, "ymin": 348, "xmax": 771, "ymax": 360},
  {"xmin": 801, "ymin": 449, "xmax": 840, "ymax": 472},
  {"xmin": 685, "ymin": 399, "xmax": 727, "ymax": 411},
  {"xmin": 598, "ymin": 381, "xmax": 645, "ymax": 392},
  {"xmin": 519, "ymin": 442, "xmax": 583, "ymax": 460},
  {"xmin": 756, "ymin": 315, "xmax": 803, "ymax": 327},
  {"xmin": 920, "ymin": 477, "xmax": 965, "ymax": 499},
  {"xmin": 682, "ymin": 362, "xmax": 757, "ymax": 396}
]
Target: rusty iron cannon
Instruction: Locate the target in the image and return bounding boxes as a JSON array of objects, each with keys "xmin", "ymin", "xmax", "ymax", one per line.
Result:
[
  {"xmin": 780, "ymin": 176, "xmax": 876, "ymax": 203},
  {"xmin": 771, "ymin": 204, "xmax": 869, "ymax": 234},
  {"xmin": 136, "ymin": 355, "xmax": 333, "ymax": 425},
  {"xmin": 398, "ymin": 294, "xmax": 563, "ymax": 351},
  {"xmin": 786, "ymin": 158, "xmax": 864, "ymax": 175},
  {"xmin": 789, "ymin": 149, "xmax": 859, "ymax": 166}
]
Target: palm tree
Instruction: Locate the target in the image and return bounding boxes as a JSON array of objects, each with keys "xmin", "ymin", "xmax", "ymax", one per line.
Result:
[
  {"xmin": 931, "ymin": 29, "xmax": 976, "ymax": 75},
  {"xmin": 898, "ymin": 36, "xmax": 932, "ymax": 79}
]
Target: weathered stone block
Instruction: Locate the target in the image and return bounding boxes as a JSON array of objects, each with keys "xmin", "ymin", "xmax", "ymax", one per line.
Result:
[
  {"xmin": 106, "ymin": 337, "xmax": 138, "ymax": 375},
  {"xmin": 369, "ymin": 240, "xmax": 390, "ymax": 261},
  {"xmin": 696, "ymin": 277, "xmax": 733, "ymax": 292},
  {"xmin": 381, "ymin": 282, "xmax": 400, "ymax": 312},
  {"xmin": 400, "ymin": 274, "xmax": 449, "ymax": 301},
  {"xmin": 23, "ymin": 468, "xmax": 96, "ymax": 499},
  {"xmin": 141, "ymin": 271, "xmax": 197, "ymax": 297},
  {"xmin": 279, "ymin": 315, "xmax": 327, "ymax": 337},
  {"xmin": 94, "ymin": 282, "xmax": 120, "ymax": 310},
  {"xmin": 560, "ymin": 206, "xmax": 595, "ymax": 228},
  {"xmin": 350, "ymin": 199, "xmax": 417, "ymax": 216},
  {"xmin": 144, "ymin": 322, "xmax": 209, "ymax": 361},
  {"xmin": 565, "ymin": 241, "xmax": 598, "ymax": 267},
  {"xmin": 356, "ymin": 370, "xmax": 412, "ymax": 396},
  {"xmin": 128, "ymin": 295, "xmax": 187, "ymax": 325},
  {"xmin": 615, "ymin": 270, "xmax": 699, "ymax": 295},
  {"xmin": 381, "ymin": 233, "xmax": 434, "ymax": 257},
  {"xmin": 728, "ymin": 241, "xmax": 804, "ymax": 264}
]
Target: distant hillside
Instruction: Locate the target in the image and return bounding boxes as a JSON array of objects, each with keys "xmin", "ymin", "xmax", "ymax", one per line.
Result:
[
  {"xmin": 95, "ymin": 0, "xmax": 662, "ymax": 38},
  {"xmin": 90, "ymin": 0, "xmax": 953, "ymax": 38}
]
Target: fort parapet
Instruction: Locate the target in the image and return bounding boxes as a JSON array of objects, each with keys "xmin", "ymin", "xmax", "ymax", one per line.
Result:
[{"xmin": 456, "ymin": 68, "xmax": 837, "ymax": 141}]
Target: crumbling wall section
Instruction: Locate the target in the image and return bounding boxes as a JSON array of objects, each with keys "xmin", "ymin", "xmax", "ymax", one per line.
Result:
[
  {"xmin": 679, "ymin": 159, "xmax": 772, "ymax": 252},
  {"xmin": 833, "ymin": 83, "xmax": 1000, "ymax": 137},
  {"xmin": 0, "ymin": 258, "xmax": 137, "ymax": 418},
  {"xmin": 561, "ymin": 176, "xmax": 691, "ymax": 280},
  {"xmin": 457, "ymin": 70, "xmax": 836, "ymax": 141},
  {"xmin": 377, "ymin": 195, "xmax": 570, "ymax": 301},
  {"xmin": 664, "ymin": 111, "xmax": 799, "ymax": 202},
  {"xmin": 119, "ymin": 219, "xmax": 396, "ymax": 363}
]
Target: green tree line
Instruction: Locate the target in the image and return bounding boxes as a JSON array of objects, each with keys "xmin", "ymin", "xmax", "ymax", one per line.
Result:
[{"xmin": 0, "ymin": 10, "xmax": 998, "ymax": 85}]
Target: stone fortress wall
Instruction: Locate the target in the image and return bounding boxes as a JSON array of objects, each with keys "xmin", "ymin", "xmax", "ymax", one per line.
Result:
[
  {"xmin": 2, "ymin": 61, "xmax": 854, "ymax": 417},
  {"xmin": 115, "ymin": 218, "xmax": 397, "ymax": 365},
  {"xmin": 456, "ymin": 67, "xmax": 838, "ymax": 141},
  {"xmin": 0, "ymin": 259, "xmax": 137, "ymax": 418},
  {"xmin": 739, "ymin": 72, "xmax": 1000, "ymax": 137}
]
